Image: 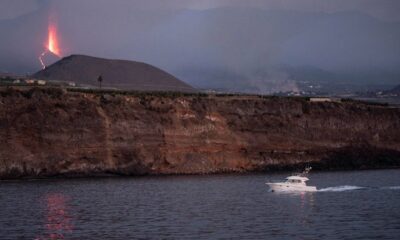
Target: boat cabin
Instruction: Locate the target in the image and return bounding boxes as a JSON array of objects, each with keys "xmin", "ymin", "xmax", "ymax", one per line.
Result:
[{"xmin": 285, "ymin": 176, "xmax": 309, "ymax": 184}]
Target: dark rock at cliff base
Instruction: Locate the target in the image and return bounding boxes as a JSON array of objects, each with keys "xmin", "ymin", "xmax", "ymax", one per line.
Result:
[{"xmin": 32, "ymin": 54, "xmax": 196, "ymax": 92}]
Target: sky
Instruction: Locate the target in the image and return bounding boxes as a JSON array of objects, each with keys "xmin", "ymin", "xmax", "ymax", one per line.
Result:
[
  {"xmin": 1, "ymin": 0, "xmax": 400, "ymax": 21},
  {"xmin": 0, "ymin": 0, "xmax": 399, "ymax": 92}
]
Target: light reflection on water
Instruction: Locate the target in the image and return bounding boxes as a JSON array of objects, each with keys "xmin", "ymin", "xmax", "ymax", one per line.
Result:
[
  {"xmin": 36, "ymin": 193, "xmax": 73, "ymax": 240},
  {"xmin": 0, "ymin": 169, "xmax": 399, "ymax": 239}
]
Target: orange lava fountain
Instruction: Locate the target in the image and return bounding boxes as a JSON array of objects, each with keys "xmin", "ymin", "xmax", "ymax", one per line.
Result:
[
  {"xmin": 39, "ymin": 21, "xmax": 62, "ymax": 69},
  {"xmin": 47, "ymin": 23, "xmax": 61, "ymax": 57}
]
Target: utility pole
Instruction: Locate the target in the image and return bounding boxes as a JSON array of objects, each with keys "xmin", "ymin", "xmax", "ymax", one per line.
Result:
[{"xmin": 97, "ymin": 75, "xmax": 103, "ymax": 89}]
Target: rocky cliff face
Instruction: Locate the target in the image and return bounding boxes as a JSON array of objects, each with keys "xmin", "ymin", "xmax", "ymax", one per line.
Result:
[{"xmin": 1, "ymin": 88, "xmax": 399, "ymax": 179}]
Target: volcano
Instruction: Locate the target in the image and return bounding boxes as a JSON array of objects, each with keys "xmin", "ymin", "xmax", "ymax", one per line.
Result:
[{"xmin": 32, "ymin": 55, "xmax": 196, "ymax": 92}]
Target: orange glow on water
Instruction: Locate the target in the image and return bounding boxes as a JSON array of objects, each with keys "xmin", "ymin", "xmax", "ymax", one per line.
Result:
[
  {"xmin": 47, "ymin": 23, "xmax": 61, "ymax": 57},
  {"xmin": 35, "ymin": 193, "xmax": 74, "ymax": 240}
]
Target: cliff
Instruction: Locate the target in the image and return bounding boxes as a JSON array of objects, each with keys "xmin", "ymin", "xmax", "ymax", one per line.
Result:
[{"xmin": 1, "ymin": 87, "xmax": 400, "ymax": 179}]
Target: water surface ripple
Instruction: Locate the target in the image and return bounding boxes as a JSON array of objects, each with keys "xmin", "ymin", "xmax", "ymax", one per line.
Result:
[{"xmin": 1, "ymin": 169, "xmax": 399, "ymax": 239}]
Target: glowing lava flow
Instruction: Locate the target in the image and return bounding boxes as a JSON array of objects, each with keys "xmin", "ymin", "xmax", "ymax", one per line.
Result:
[
  {"xmin": 39, "ymin": 22, "xmax": 61, "ymax": 69},
  {"xmin": 39, "ymin": 51, "xmax": 47, "ymax": 69}
]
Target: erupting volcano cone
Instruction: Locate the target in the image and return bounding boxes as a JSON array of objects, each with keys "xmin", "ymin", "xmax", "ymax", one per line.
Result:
[{"xmin": 38, "ymin": 17, "xmax": 62, "ymax": 69}]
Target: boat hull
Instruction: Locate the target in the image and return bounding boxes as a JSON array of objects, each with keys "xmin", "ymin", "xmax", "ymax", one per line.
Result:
[{"xmin": 266, "ymin": 183, "xmax": 317, "ymax": 192}]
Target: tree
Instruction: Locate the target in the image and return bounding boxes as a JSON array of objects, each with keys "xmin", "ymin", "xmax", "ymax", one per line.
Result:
[{"xmin": 97, "ymin": 75, "xmax": 103, "ymax": 89}]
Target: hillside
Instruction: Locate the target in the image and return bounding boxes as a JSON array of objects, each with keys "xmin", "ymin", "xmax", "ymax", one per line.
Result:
[
  {"xmin": 32, "ymin": 55, "xmax": 196, "ymax": 92},
  {"xmin": 389, "ymin": 85, "xmax": 400, "ymax": 94},
  {"xmin": 0, "ymin": 88, "xmax": 399, "ymax": 179}
]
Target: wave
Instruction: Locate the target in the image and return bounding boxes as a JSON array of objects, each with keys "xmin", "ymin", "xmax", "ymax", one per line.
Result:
[
  {"xmin": 318, "ymin": 185, "xmax": 365, "ymax": 192},
  {"xmin": 380, "ymin": 186, "xmax": 400, "ymax": 190}
]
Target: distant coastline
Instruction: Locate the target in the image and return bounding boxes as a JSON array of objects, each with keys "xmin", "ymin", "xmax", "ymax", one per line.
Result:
[{"xmin": 0, "ymin": 87, "xmax": 399, "ymax": 179}]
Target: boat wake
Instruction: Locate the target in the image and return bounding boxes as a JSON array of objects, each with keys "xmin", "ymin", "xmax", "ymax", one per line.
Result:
[
  {"xmin": 267, "ymin": 185, "xmax": 400, "ymax": 193},
  {"xmin": 318, "ymin": 185, "xmax": 365, "ymax": 192},
  {"xmin": 317, "ymin": 185, "xmax": 400, "ymax": 192},
  {"xmin": 381, "ymin": 186, "xmax": 400, "ymax": 190}
]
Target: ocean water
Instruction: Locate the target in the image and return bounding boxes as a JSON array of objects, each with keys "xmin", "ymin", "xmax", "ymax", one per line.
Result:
[{"xmin": 1, "ymin": 169, "xmax": 399, "ymax": 239}]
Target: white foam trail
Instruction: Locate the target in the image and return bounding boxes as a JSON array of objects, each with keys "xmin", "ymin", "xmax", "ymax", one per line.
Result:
[
  {"xmin": 318, "ymin": 185, "xmax": 365, "ymax": 192},
  {"xmin": 381, "ymin": 186, "xmax": 400, "ymax": 190}
]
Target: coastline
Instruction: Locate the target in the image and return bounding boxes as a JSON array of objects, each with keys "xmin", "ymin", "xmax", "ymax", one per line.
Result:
[{"xmin": 1, "ymin": 87, "xmax": 400, "ymax": 180}]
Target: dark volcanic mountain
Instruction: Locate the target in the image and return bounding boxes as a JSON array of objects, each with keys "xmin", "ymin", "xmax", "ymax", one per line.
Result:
[{"xmin": 32, "ymin": 55, "xmax": 195, "ymax": 92}]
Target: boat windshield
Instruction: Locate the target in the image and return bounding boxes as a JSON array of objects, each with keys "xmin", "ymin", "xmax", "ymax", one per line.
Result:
[{"xmin": 286, "ymin": 179, "xmax": 302, "ymax": 184}]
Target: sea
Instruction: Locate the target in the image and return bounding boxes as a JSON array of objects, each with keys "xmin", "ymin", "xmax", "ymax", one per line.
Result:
[{"xmin": 1, "ymin": 169, "xmax": 399, "ymax": 239}]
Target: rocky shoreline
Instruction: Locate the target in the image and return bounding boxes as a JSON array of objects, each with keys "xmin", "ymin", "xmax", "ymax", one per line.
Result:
[{"xmin": 1, "ymin": 87, "xmax": 400, "ymax": 179}]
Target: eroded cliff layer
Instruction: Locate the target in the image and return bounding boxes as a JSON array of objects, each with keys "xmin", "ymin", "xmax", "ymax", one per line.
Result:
[{"xmin": 1, "ymin": 88, "xmax": 399, "ymax": 179}]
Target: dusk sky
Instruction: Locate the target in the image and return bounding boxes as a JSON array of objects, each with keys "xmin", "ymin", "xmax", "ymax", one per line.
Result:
[{"xmin": 1, "ymin": 0, "xmax": 399, "ymax": 92}]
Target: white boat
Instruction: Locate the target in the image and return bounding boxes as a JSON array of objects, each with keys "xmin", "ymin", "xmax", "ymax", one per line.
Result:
[{"xmin": 266, "ymin": 167, "xmax": 317, "ymax": 192}]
